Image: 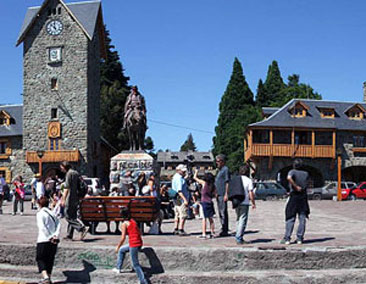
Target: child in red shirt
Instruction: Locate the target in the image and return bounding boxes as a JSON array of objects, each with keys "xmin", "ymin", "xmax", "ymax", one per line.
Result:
[{"xmin": 114, "ymin": 207, "xmax": 147, "ymax": 284}]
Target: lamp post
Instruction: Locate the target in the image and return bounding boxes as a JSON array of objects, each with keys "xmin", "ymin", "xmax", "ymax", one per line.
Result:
[
  {"xmin": 336, "ymin": 148, "xmax": 342, "ymax": 201},
  {"xmin": 36, "ymin": 150, "xmax": 45, "ymax": 177}
]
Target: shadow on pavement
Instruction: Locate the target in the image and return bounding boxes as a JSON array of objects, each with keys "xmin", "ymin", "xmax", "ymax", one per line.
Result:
[
  {"xmin": 58, "ymin": 260, "xmax": 96, "ymax": 284},
  {"xmin": 250, "ymin": 238, "xmax": 275, "ymax": 244},
  {"xmin": 303, "ymin": 237, "xmax": 335, "ymax": 244},
  {"xmin": 142, "ymin": 247, "xmax": 164, "ymax": 276},
  {"xmin": 245, "ymin": 230, "xmax": 260, "ymax": 235}
]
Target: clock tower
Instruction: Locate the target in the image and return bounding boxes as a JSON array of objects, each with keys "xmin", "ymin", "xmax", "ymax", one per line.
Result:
[{"xmin": 17, "ymin": 0, "xmax": 106, "ymax": 178}]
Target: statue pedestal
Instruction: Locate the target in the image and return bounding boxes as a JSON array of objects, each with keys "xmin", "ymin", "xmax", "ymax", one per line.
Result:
[
  {"xmin": 111, "ymin": 151, "xmax": 154, "ymax": 171},
  {"xmin": 109, "ymin": 151, "xmax": 157, "ymax": 191}
]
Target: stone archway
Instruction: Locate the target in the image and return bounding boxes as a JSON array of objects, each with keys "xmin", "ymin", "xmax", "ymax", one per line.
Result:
[
  {"xmin": 277, "ymin": 164, "xmax": 324, "ymax": 191},
  {"xmin": 342, "ymin": 166, "xmax": 366, "ymax": 183}
]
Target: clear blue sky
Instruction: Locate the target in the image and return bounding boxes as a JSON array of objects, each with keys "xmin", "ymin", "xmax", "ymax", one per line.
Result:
[{"xmin": 1, "ymin": 0, "xmax": 366, "ymax": 151}]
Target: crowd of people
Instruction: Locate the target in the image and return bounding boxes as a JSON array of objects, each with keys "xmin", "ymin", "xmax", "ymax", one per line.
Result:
[{"xmin": 0, "ymin": 156, "xmax": 311, "ymax": 284}]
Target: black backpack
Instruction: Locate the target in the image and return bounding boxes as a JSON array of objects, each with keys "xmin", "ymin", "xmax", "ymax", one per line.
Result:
[
  {"xmin": 228, "ymin": 175, "xmax": 246, "ymax": 209},
  {"xmin": 77, "ymin": 176, "xmax": 89, "ymax": 199}
]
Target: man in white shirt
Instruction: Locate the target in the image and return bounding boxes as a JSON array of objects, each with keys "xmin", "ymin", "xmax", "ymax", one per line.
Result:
[
  {"xmin": 171, "ymin": 164, "xmax": 190, "ymax": 236},
  {"xmin": 235, "ymin": 164, "xmax": 256, "ymax": 245},
  {"xmin": 35, "ymin": 174, "xmax": 45, "ymax": 200}
]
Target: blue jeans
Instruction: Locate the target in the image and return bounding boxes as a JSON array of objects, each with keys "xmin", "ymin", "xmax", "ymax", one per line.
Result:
[
  {"xmin": 235, "ymin": 204, "xmax": 249, "ymax": 242},
  {"xmin": 117, "ymin": 245, "xmax": 147, "ymax": 284},
  {"xmin": 284, "ymin": 212, "xmax": 306, "ymax": 241}
]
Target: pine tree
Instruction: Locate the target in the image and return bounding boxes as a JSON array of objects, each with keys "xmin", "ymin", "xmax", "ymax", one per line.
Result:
[
  {"xmin": 255, "ymin": 79, "xmax": 266, "ymax": 107},
  {"xmin": 100, "ymin": 27, "xmax": 131, "ymax": 150},
  {"xmin": 258, "ymin": 60, "xmax": 286, "ymax": 107},
  {"xmin": 180, "ymin": 133, "xmax": 197, "ymax": 152},
  {"xmin": 213, "ymin": 58, "xmax": 261, "ymax": 172},
  {"xmin": 275, "ymin": 74, "xmax": 322, "ymax": 106}
]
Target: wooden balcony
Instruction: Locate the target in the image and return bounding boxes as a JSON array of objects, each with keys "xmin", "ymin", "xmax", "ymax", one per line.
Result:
[
  {"xmin": 244, "ymin": 129, "xmax": 336, "ymax": 162},
  {"xmin": 245, "ymin": 144, "xmax": 334, "ymax": 160},
  {"xmin": 26, "ymin": 150, "xmax": 80, "ymax": 163}
]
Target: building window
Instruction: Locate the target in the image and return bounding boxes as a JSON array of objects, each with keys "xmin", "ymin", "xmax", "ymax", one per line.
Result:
[
  {"xmin": 353, "ymin": 135, "xmax": 366, "ymax": 147},
  {"xmin": 51, "ymin": 78, "xmax": 58, "ymax": 90},
  {"xmin": 58, "ymin": 7, "xmax": 62, "ymax": 15},
  {"xmin": 49, "ymin": 138, "xmax": 61, "ymax": 150},
  {"xmin": 49, "ymin": 47, "xmax": 62, "ymax": 63},
  {"xmin": 51, "ymin": 108, "xmax": 57, "ymax": 119},
  {"xmin": 0, "ymin": 142, "xmax": 6, "ymax": 154}
]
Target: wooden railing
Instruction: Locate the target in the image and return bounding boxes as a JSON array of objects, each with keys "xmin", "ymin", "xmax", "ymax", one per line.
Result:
[
  {"xmin": 247, "ymin": 144, "xmax": 334, "ymax": 159},
  {"xmin": 26, "ymin": 150, "xmax": 80, "ymax": 163}
]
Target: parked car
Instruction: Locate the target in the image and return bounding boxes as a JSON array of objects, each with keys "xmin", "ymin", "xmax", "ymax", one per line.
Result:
[
  {"xmin": 82, "ymin": 177, "xmax": 103, "ymax": 196},
  {"xmin": 341, "ymin": 182, "xmax": 366, "ymax": 200},
  {"xmin": 308, "ymin": 181, "xmax": 357, "ymax": 200},
  {"xmin": 253, "ymin": 182, "xmax": 287, "ymax": 200}
]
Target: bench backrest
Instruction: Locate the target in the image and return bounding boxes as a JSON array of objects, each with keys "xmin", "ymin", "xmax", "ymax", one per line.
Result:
[{"xmin": 80, "ymin": 196, "xmax": 160, "ymax": 223}]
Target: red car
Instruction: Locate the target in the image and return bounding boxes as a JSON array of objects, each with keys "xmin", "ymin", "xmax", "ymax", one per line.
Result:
[{"xmin": 341, "ymin": 182, "xmax": 366, "ymax": 200}]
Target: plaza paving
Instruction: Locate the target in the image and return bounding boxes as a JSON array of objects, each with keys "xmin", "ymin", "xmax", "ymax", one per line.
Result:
[
  {"xmin": 1, "ymin": 199, "xmax": 366, "ymax": 283},
  {"xmin": 1, "ymin": 199, "xmax": 365, "ymax": 248}
]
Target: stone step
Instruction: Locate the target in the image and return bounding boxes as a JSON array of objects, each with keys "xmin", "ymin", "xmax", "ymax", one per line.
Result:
[
  {"xmin": 1, "ymin": 264, "xmax": 366, "ymax": 284},
  {"xmin": 1, "ymin": 243, "xmax": 366, "ymax": 272}
]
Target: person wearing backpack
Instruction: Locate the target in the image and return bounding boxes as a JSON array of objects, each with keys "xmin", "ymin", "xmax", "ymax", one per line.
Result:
[
  {"xmin": 60, "ymin": 161, "xmax": 88, "ymax": 241},
  {"xmin": 235, "ymin": 164, "xmax": 256, "ymax": 245}
]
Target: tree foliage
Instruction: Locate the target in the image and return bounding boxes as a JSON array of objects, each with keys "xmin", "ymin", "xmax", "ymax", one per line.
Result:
[
  {"xmin": 213, "ymin": 58, "xmax": 261, "ymax": 172},
  {"xmin": 180, "ymin": 133, "xmax": 197, "ymax": 152},
  {"xmin": 256, "ymin": 60, "xmax": 286, "ymax": 107},
  {"xmin": 274, "ymin": 74, "xmax": 322, "ymax": 107},
  {"xmin": 100, "ymin": 27, "xmax": 131, "ymax": 151}
]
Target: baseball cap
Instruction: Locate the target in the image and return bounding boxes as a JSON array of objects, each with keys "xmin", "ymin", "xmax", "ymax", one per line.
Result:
[{"xmin": 176, "ymin": 164, "xmax": 187, "ymax": 172}]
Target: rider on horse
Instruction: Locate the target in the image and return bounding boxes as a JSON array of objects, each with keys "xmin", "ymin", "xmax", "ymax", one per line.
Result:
[{"xmin": 123, "ymin": 86, "xmax": 146, "ymax": 130}]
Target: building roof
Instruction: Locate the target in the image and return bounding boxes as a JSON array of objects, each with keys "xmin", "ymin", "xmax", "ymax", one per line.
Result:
[
  {"xmin": 17, "ymin": 0, "xmax": 103, "ymax": 46},
  {"xmin": 0, "ymin": 105, "xmax": 23, "ymax": 137},
  {"xmin": 262, "ymin": 107, "xmax": 279, "ymax": 117},
  {"xmin": 157, "ymin": 151, "xmax": 214, "ymax": 163},
  {"xmin": 250, "ymin": 99, "xmax": 366, "ymax": 131}
]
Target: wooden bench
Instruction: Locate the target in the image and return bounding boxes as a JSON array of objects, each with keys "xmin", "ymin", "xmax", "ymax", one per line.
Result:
[{"xmin": 80, "ymin": 196, "xmax": 160, "ymax": 234}]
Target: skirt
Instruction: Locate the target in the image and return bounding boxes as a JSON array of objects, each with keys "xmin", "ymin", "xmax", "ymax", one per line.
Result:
[{"xmin": 201, "ymin": 202, "xmax": 215, "ymax": 218}]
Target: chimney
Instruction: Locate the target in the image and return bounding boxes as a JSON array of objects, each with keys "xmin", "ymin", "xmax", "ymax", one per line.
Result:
[{"xmin": 363, "ymin": 82, "xmax": 366, "ymax": 102}]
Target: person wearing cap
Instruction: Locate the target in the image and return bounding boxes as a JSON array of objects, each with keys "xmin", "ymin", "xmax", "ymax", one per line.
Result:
[
  {"xmin": 171, "ymin": 164, "xmax": 190, "ymax": 236},
  {"xmin": 123, "ymin": 85, "xmax": 146, "ymax": 129},
  {"xmin": 34, "ymin": 173, "xmax": 45, "ymax": 202}
]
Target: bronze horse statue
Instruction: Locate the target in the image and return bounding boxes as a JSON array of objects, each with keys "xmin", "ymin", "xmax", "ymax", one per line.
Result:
[{"xmin": 125, "ymin": 107, "xmax": 147, "ymax": 151}]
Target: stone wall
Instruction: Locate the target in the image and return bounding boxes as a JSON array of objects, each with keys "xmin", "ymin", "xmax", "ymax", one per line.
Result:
[
  {"xmin": 0, "ymin": 136, "xmax": 33, "ymax": 184},
  {"xmin": 22, "ymin": 0, "xmax": 101, "ymax": 177}
]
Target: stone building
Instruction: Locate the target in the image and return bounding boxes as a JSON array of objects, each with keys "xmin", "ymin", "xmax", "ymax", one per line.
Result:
[
  {"xmin": 0, "ymin": 0, "xmax": 108, "ymax": 182},
  {"xmin": 157, "ymin": 151, "xmax": 214, "ymax": 180},
  {"xmin": 0, "ymin": 105, "xmax": 28, "ymax": 183},
  {"xmin": 245, "ymin": 99, "xmax": 366, "ymax": 187}
]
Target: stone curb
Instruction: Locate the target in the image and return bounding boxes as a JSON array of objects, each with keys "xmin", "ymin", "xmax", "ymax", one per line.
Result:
[{"xmin": 1, "ymin": 243, "xmax": 366, "ymax": 273}]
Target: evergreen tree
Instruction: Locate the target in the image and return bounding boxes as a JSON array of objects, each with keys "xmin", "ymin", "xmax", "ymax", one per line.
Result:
[
  {"xmin": 144, "ymin": 136, "xmax": 154, "ymax": 151},
  {"xmin": 275, "ymin": 74, "xmax": 322, "ymax": 106},
  {"xmin": 213, "ymin": 58, "xmax": 261, "ymax": 172},
  {"xmin": 255, "ymin": 79, "xmax": 266, "ymax": 107},
  {"xmin": 180, "ymin": 133, "xmax": 197, "ymax": 152},
  {"xmin": 100, "ymin": 27, "xmax": 131, "ymax": 150},
  {"xmin": 257, "ymin": 60, "xmax": 286, "ymax": 107}
]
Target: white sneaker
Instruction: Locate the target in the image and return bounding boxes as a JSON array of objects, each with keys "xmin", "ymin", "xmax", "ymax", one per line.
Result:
[{"xmin": 112, "ymin": 268, "xmax": 121, "ymax": 273}]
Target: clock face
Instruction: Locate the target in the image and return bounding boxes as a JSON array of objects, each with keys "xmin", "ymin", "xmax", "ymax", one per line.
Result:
[{"xmin": 47, "ymin": 20, "xmax": 63, "ymax": 36}]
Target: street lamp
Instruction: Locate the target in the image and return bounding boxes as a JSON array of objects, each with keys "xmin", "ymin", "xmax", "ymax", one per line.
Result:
[
  {"xmin": 336, "ymin": 148, "xmax": 342, "ymax": 201},
  {"xmin": 36, "ymin": 150, "xmax": 45, "ymax": 177}
]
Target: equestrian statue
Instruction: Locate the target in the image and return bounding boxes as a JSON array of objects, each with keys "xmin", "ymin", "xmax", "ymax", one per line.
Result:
[{"xmin": 123, "ymin": 86, "xmax": 147, "ymax": 151}]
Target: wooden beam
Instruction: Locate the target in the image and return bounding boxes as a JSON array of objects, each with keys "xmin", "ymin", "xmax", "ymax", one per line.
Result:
[
  {"xmin": 312, "ymin": 131, "xmax": 315, "ymax": 158},
  {"xmin": 332, "ymin": 131, "xmax": 336, "ymax": 158}
]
